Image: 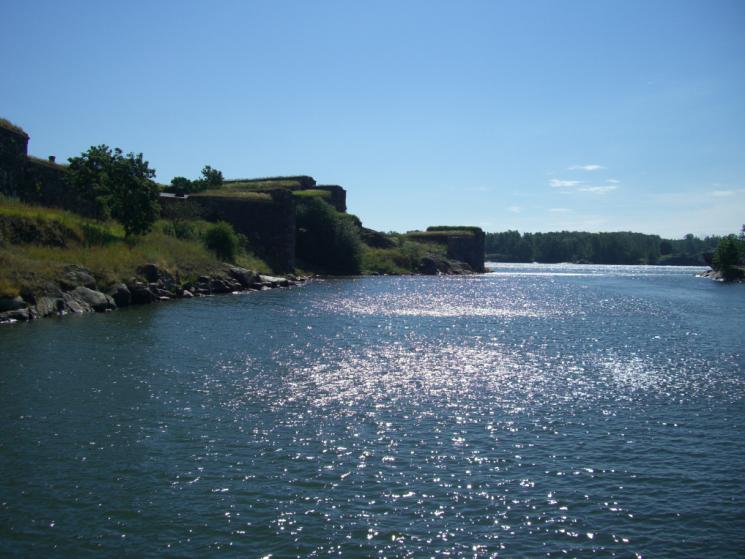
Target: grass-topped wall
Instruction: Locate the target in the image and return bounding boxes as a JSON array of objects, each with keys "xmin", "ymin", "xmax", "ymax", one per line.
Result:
[{"xmin": 405, "ymin": 226, "xmax": 485, "ymax": 272}]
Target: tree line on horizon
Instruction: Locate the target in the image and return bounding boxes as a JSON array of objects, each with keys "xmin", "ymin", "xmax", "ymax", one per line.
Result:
[{"xmin": 484, "ymin": 230, "xmax": 724, "ymax": 265}]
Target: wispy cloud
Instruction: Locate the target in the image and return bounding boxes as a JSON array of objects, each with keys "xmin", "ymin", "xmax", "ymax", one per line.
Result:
[
  {"xmin": 550, "ymin": 179, "xmax": 581, "ymax": 188},
  {"xmin": 549, "ymin": 178, "xmax": 619, "ymax": 194},
  {"xmin": 568, "ymin": 164, "xmax": 605, "ymax": 171},
  {"xmin": 711, "ymin": 189, "xmax": 745, "ymax": 197},
  {"xmin": 577, "ymin": 185, "xmax": 618, "ymax": 194},
  {"xmin": 548, "ymin": 208, "xmax": 572, "ymax": 213},
  {"xmin": 507, "ymin": 205, "xmax": 522, "ymax": 214}
]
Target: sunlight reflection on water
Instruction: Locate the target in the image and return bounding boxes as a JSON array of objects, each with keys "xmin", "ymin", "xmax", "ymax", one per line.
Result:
[{"xmin": 1, "ymin": 267, "xmax": 744, "ymax": 558}]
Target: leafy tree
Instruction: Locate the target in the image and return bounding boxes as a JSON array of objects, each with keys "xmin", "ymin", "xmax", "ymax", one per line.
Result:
[
  {"xmin": 67, "ymin": 145, "xmax": 159, "ymax": 236},
  {"xmin": 204, "ymin": 221, "xmax": 240, "ymax": 262},
  {"xmin": 170, "ymin": 176, "xmax": 193, "ymax": 194},
  {"xmin": 201, "ymin": 165, "xmax": 224, "ymax": 188},
  {"xmin": 713, "ymin": 235, "xmax": 744, "ymax": 277}
]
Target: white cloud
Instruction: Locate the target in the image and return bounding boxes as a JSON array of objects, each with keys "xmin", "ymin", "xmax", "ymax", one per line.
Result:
[
  {"xmin": 548, "ymin": 207, "xmax": 572, "ymax": 213},
  {"xmin": 550, "ymin": 179, "xmax": 581, "ymax": 188},
  {"xmin": 711, "ymin": 189, "xmax": 745, "ymax": 197},
  {"xmin": 577, "ymin": 185, "xmax": 618, "ymax": 193},
  {"xmin": 607, "ymin": 179, "xmax": 621, "ymax": 184},
  {"xmin": 568, "ymin": 164, "xmax": 605, "ymax": 171},
  {"xmin": 508, "ymin": 205, "xmax": 522, "ymax": 213}
]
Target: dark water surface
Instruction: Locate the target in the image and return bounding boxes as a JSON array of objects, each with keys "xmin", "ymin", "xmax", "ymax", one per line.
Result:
[{"xmin": 1, "ymin": 264, "xmax": 744, "ymax": 558}]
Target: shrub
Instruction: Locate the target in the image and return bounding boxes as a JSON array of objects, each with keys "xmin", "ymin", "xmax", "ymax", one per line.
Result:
[
  {"xmin": 204, "ymin": 221, "xmax": 240, "ymax": 262},
  {"xmin": 713, "ymin": 235, "xmax": 744, "ymax": 277},
  {"xmin": 201, "ymin": 165, "xmax": 224, "ymax": 188},
  {"xmin": 296, "ymin": 198, "xmax": 362, "ymax": 274}
]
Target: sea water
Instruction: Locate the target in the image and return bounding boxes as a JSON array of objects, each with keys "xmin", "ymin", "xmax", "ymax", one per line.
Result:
[{"xmin": 1, "ymin": 264, "xmax": 743, "ymax": 557}]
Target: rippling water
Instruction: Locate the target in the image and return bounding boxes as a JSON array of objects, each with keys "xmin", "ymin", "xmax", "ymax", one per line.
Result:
[{"xmin": 1, "ymin": 264, "xmax": 744, "ymax": 557}]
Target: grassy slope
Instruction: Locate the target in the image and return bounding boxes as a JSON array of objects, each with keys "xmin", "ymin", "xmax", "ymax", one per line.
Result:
[
  {"xmin": 0, "ymin": 197, "xmax": 271, "ymax": 298},
  {"xmin": 360, "ymin": 239, "xmax": 447, "ymax": 275}
]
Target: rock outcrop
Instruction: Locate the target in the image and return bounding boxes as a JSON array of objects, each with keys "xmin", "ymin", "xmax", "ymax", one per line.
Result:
[{"xmin": 0, "ymin": 263, "xmax": 309, "ymax": 324}]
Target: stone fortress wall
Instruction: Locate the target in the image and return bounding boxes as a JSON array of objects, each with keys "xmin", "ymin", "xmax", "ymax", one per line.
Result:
[{"xmin": 1, "ymin": 119, "xmax": 485, "ymax": 274}]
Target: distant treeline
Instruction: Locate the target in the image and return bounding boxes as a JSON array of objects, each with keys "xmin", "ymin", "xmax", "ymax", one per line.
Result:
[{"xmin": 485, "ymin": 230, "xmax": 722, "ymax": 265}]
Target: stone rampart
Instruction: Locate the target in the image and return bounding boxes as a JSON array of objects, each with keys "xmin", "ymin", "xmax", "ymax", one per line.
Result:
[
  {"xmin": 162, "ymin": 190, "xmax": 296, "ymax": 272},
  {"xmin": 446, "ymin": 230, "xmax": 485, "ymax": 272},
  {"xmin": 407, "ymin": 227, "xmax": 486, "ymax": 272},
  {"xmin": 0, "ymin": 124, "xmax": 29, "ymax": 198},
  {"xmin": 315, "ymin": 185, "xmax": 347, "ymax": 212}
]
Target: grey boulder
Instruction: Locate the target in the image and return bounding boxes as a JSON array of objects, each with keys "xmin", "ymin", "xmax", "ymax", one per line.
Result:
[
  {"xmin": 106, "ymin": 283, "xmax": 131, "ymax": 307},
  {"xmin": 66, "ymin": 286, "xmax": 116, "ymax": 313}
]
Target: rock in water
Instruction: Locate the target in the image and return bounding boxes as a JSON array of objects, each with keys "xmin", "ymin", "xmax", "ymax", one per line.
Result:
[
  {"xmin": 130, "ymin": 284, "xmax": 157, "ymax": 305},
  {"xmin": 68, "ymin": 286, "xmax": 116, "ymax": 312},
  {"xmin": 106, "ymin": 283, "xmax": 132, "ymax": 307},
  {"xmin": 0, "ymin": 308, "xmax": 32, "ymax": 322},
  {"xmin": 35, "ymin": 296, "xmax": 65, "ymax": 317},
  {"xmin": 0, "ymin": 296, "xmax": 27, "ymax": 312},
  {"xmin": 227, "ymin": 266, "xmax": 261, "ymax": 288}
]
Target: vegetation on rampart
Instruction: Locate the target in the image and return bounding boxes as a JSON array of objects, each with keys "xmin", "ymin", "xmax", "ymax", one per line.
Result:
[
  {"xmin": 165, "ymin": 165, "xmax": 224, "ymax": 195},
  {"xmin": 407, "ymin": 230, "xmax": 475, "ymax": 240},
  {"xmin": 426, "ymin": 226, "xmax": 482, "ymax": 234},
  {"xmin": 292, "ymin": 189, "xmax": 331, "ymax": 199},
  {"xmin": 221, "ymin": 179, "xmax": 303, "ymax": 190},
  {"xmin": 223, "ymin": 176, "xmax": 315, "ymax": 189},
  {"xmin": 189, "ymin": 190, "xmax": 273, "ymax": 202},
  {"xmin": 296, "ymin": 198, "xmax": 362, "ymax": 275},
  {"xmin": 361, "ymin": 237, "xmax": 447, "ymax": 275}
]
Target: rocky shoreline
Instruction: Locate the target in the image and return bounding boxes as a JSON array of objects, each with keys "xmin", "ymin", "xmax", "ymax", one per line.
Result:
[
  {"xmin": 697, "ymin": 268, "xmax": 745, "ymax": 283},
  {"xmin": 0, "ymin": 263, "xmax": 309, "ymax": 325}
]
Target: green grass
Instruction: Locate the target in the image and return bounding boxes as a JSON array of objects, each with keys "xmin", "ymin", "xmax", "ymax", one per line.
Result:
[
  {"xmin": 221, "ymin": 180, "xmax": 302, "ymax": 190},
  {"xmin": 426, "ymin": 226, "xmax": 481, "ymax": 234},
  {"xmin": 293, "ymin": 189, "xmax": 331, "ymax": 199},
  {"xmin": 190, "ymin": 190, "xmax": 273, "ymax": 201},
  {"xmin": 408, "ymin": 230, "xmax": 475, "ymax": 238},
  {"xmin": 0, "ymin": 232, "xmax": 223, "ymax": 293},
  {"xmin": 0, "ymin": 197, "xmax": 274, "ymax": 296},
  {"xmin": 0, "ymin": 195, "xmax": 124, "ymax": 242},
  {"xmin": 361, "ymin": 239, "xmax": 446, "ymax": 275}
]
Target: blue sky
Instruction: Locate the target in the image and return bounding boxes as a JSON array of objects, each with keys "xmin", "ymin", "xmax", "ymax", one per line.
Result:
[{"xmin": 2, "ymin": 0, "xmax": 743, "ymax": 237}]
